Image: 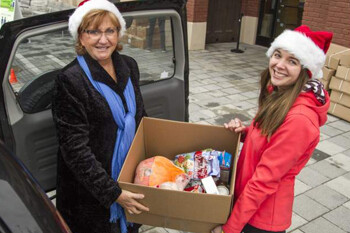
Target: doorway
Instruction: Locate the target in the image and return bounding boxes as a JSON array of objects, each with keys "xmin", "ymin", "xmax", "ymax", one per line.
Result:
[
  {"xmin": 206, "ymin": 0, "xmax": 241, "ymax": 43},
  {"xmin": 256, "ymin": 0, "xmax": 304, "ymax": 47}
]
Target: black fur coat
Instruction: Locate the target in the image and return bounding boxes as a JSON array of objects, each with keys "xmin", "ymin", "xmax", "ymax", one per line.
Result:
[{"xmin": 52, "ymin": 51, "xmax": 146, "ymax": 233}]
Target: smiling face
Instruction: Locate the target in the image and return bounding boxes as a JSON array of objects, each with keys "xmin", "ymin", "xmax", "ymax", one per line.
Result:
[
  {"xmin": 269, "ymin": 49, "xmax": 302, "ymax": 88},
  {"xmin": 79, "ymin": 14, "xmax": 119, "ymax": 65}
]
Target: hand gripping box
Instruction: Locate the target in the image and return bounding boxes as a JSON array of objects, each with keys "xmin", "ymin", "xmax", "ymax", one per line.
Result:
[{"xmin": 118, "ymin": 117, "xmax": 240, "ymax": 233}]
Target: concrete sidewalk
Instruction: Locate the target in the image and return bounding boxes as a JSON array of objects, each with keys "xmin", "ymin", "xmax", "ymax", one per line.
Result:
[{"xmin": 140, "ymin": 42, "xmax": 350, "ymax": 233}]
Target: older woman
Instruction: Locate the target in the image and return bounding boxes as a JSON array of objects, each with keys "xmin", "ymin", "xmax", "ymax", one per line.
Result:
[
  {"xmin": 212, "ymin": 26, "xmax": 332, "ymax": 233},
  {"xmin": 52, "ymin": 0, "xmax": 148, "ymax": 233}
]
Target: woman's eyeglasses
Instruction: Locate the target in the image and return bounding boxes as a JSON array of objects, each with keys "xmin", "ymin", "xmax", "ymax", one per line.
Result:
[{"xmin": 83, "ymin": 27, "xmax": 119, "ymax": 40}]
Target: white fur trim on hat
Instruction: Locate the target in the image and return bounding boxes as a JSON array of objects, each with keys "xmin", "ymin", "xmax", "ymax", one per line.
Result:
[
  {"xmin": 68, "ymin": 0, "xmax": 126, "ymax": 40},
  {"xmin": 266, "ymin": 30, "xmax": 326, "ymax": 79}
]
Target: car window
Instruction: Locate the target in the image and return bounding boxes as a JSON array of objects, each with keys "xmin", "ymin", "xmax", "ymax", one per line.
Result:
[
  {"xmin": 10, "ymin": 29, "xmax": 75, "ymax": 94},
  {"xmin": 9, "ymin": 14, "xmax": 174, "ymax": 98},
  {"xmin": 123, "ymin": 15, "xmax": 174, "ymax": 84},
  {"xmin": 20, "ymin": 0, "xmax": 75, "ymax": 17}
]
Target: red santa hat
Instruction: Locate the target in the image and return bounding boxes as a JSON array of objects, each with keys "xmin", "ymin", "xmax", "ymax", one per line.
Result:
[
  {"xmin": 68, "ymin": 0, "xmax": 126, "ymax": 40},
  {"xmin": 266, "ymin": 25, "xmax": 333, "ymax": 79}
]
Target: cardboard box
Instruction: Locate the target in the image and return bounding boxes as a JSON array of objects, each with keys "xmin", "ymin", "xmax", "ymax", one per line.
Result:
[
  {"xmin": 325, "ymin": 45, "xmax": 350, "ymax": 70},
  {"xmin": 320, "ymin": 78, "xmax": 330, "ymax": 91},
  {"xmin": 336, "ymin": 65, "xmax": 350, "ymax": 81},
  {"xmin": 126, "ymin": 25, "xmax": 137, "ymax": 36},
  {"xmin": 326, "ymin": 43, "xmax": 349, "ymax": 56},
  {"xmin": 322, "ymin": 66, "xmax": 336, "ymax": 81},
  {"xmin": 118, "ymin": 117, "xmax": 240, "ymax": 233},
  {"xmin": 340, "ymin": 55, "xmax": 350, "ymax": 67},
  {"xmin": 136, "ymin": 26, "xmax": 147, "ymax": 38},
  {"xmin": 329, "ymin": 76, "xmax": 350, "ymax": 95},
  {"xmin": 330, "ymin": 90, "xmax": 350, "ymax": 108},
  {"xmin": 329, "ymin": 102, "xmax": 350, "ymax": 122}
]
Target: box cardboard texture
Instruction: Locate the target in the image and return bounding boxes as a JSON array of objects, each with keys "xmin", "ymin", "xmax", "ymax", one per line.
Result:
[
  {"xmin": 118, "ymin": 117, "xmax": 240, "ymax": 233},
  {"xmin": 329, "ymin": 76, "xmax": 350, "ymax": 95},
  {"xmin": 340, "ymin": 54, "xmax": 350, "ymax": 67},
  {"xmin": 326, "ymin": 43, "xmax": 349, "ymax": 56},
  {"xmin": 330, "ymin": 90, "xmax": 350, "ymax": 108},
  {"xmin": 325, "ymin": 43, "xmax": 349, "ymax": 70},
  {"xmin": 320, "ymin": 78, "xmax": 330, "ymax": 91},
  {"xmin": 329, "ymin": 102, "xmax": 350, "ymax": 122},
  {"xmin": 322, "ymin": 66, "xmax": 335, "ymax": 81},
  {"xmin": 325, "ymin": 49, "xmax": 350, "ymax": 70},
  {"xmin": 335, "ymin": 65, "xmax": 350, "ymax": 81}
]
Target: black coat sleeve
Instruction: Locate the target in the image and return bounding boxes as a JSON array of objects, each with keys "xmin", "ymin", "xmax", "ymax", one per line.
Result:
[{"xmin": 52, "ymin": 73, "xmax": 121, "ymax": 208}]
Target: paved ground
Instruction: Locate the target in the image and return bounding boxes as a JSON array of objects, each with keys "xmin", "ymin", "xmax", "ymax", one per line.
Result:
[{"xmin": 139, "ymin": 43, "xmax": 350, "ymax": 233}]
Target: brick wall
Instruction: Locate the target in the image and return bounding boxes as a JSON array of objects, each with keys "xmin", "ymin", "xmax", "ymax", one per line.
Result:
[
  {"xmin": 186, "ymin": 0, "xmax": 209, "ymax": 22},
  {"xmin": 303, "ymin": 0, "xmax": 350, "ymax": 47},
  {"xmin": 241, "ymin": 0, "xmax": 260, "ymax": 17}
]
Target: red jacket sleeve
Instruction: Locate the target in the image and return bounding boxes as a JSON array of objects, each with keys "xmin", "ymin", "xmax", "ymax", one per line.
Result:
[{"xmin": 223, "ymin": 114, "xmax": 319, "ymax": 233}]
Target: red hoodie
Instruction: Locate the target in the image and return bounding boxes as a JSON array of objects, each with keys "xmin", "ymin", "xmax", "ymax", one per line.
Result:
[{"xmin": 223, "ymin": 90, "xmax": 330, "ymax": 233}]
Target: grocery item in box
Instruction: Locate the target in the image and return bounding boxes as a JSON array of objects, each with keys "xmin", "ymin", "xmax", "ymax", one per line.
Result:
[
  {"xmin": 134, "ymin": 156, "xmax": 188, "ymax": 188},
  {"xmin": 174, "ymin": 149, "xmax": 232, "ymax": 179},
  {"xmin": 157, "ymin": 173, "xmax": 190, "ymax": 191},
  {"xmin": 218, "ymin": 150, "xmax": 232, "ymax": 170}
]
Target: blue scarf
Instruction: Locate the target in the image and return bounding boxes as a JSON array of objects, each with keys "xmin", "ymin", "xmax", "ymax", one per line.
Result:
[{"xmin": 77, "ymin": 56, "xmax": 136, "ymax": 233}]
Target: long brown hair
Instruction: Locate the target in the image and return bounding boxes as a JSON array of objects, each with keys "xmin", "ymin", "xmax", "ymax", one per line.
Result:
[
  {"xmin": 75, "ymin": 9, "xmax": 123, "ymax": 55},
  {"xmin": 254, "ymin": 68, "xmax": 309, "ymax": 138}
]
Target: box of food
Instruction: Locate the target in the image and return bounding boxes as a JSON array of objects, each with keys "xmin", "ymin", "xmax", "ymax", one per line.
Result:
[{"xmin": 118, "ymin": 117, "xmax": 240, "ymax": 233}]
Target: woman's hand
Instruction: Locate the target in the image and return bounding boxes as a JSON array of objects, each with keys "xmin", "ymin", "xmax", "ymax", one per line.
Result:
[
  {"xmin": 211, "ymin": 225, "xmax": 223, "ymax": 233},
  {"xmin": 224, "ymin": 118, "xmax": 246, "ymax": 133},
  {"xmin": 116, "ymin": 190, "xmax": 149, "ymax": 215}
]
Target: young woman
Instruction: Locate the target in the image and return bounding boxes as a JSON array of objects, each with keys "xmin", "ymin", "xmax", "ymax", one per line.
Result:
[
  {"xmin": 52, "ymin": 0, "xmax": 148, "ymax": 233},
  {"xmin": 212, "ymin": 25, "xmax": 333, "ymax": 233}
]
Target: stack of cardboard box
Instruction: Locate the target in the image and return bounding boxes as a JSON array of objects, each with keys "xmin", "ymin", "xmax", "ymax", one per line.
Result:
[
  {"xmin": 323, "ymin": 44, "xmax": 350, "ymax": 122},
  {"xmin": 120, "ymin": 18, "xmax": 149, "ymax": 49},
  {"xmin": 121, "ymin": 18, "xmax": 171, "ymax": 50}
]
